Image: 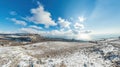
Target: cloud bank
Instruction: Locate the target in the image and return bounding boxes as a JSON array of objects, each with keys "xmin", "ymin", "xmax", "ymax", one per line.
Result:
[{"xmin": 15, "ymin": 4, "xmax": 91, "ymax": 40}]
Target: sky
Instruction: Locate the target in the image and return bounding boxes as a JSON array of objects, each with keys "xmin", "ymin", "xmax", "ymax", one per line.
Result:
[{"xmin": 0, "ymin": 0, "xmax": 120, "ymax": 40}]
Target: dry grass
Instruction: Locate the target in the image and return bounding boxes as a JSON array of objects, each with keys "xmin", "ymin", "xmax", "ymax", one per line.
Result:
[{"xmin": 32, "ymin": 45, "xmax": 82, "ymax": 59}]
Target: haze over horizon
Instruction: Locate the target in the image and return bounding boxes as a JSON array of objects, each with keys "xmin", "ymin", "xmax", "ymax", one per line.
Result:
[{"xmin": 0, "ymin": 0, "xmax": 120, "ymax": 40}]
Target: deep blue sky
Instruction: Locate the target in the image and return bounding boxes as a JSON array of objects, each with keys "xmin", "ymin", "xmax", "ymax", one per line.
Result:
[{"xmin": 0, "ymin": 0, "xmax": 120, "ymax": 39}]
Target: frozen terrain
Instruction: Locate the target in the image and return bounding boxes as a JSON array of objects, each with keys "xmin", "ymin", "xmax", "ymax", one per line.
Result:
[{"xmin": 0, "ymin": 38, "xmax": 120, "ymax": 67}]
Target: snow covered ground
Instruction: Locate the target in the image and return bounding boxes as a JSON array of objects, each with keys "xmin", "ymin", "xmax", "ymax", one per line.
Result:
[{"xmin": 0, "ymin": 38, "xmax": 120, "ymax": 67}]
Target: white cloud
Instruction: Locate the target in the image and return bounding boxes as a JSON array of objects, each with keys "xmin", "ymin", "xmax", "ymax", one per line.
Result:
[
  {"xmin": 29, "ymin": 25, "xmax": 42, "ymax": 30},
  {"xmin": 10, "ymin": 11, "xmax": 17, "ymax": 15},
  {"xmin": 20, "ymin": 28, "xmax": 39, "ymax": 34},
  {"xmin": 20, "ymin": 25, "xmax": 43, "ymax": 33},
  {"xmin": 20, "ymin": 27, "xmax": 91, "ymax": 40},
  {"xmin": 11, "ymin": 18, "xmax": 27, "ymax": 26},
  {"xmin": 58, "ymin": 17, "xmax": 71, "ymax": 29},
  {"xmin": 26, "ymin": 5, "xmax": 57, "ymax": 28},
  {"xmin": 43, "ymin": 29, "xmax": 91, "ymax": 40},
  {"xmin": 74, "ymin": 22, "xmax": 84, "ymax": 30},
  {"xmin": 0, "ymin": 30, "xmax": 20, "ymax": 34},
  {"xmin": 18, "ymin": 4, "xmax": 91, "ymax": 40},
  {"xmin": 19, "ymin": 16, "xmax": 92, "ymax": 40},
  {"xmin": 81, "ymin": 30, "xmax": 92, "ymax": 33},
  {"xmin": 78, "ymin": 16, "xmax": 86, "ymax": 22},
  {"xmin": 6, "ymin": 2, "xmax": 92, "ymax": 40}
]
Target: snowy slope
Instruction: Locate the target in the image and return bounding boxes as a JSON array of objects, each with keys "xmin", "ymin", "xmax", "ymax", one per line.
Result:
[{"xmin": 0, "ymin": 39, "xmax": 120, "ymax": 67}]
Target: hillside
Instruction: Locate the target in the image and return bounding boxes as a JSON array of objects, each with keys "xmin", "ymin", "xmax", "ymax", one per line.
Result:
[
  {"xmin": 0, "ymin": 37, "xmax": 120, "ymax": 67},
  {"xmin": 0, "ymin": 33, "xmax": 86, "ymax": 47}
]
